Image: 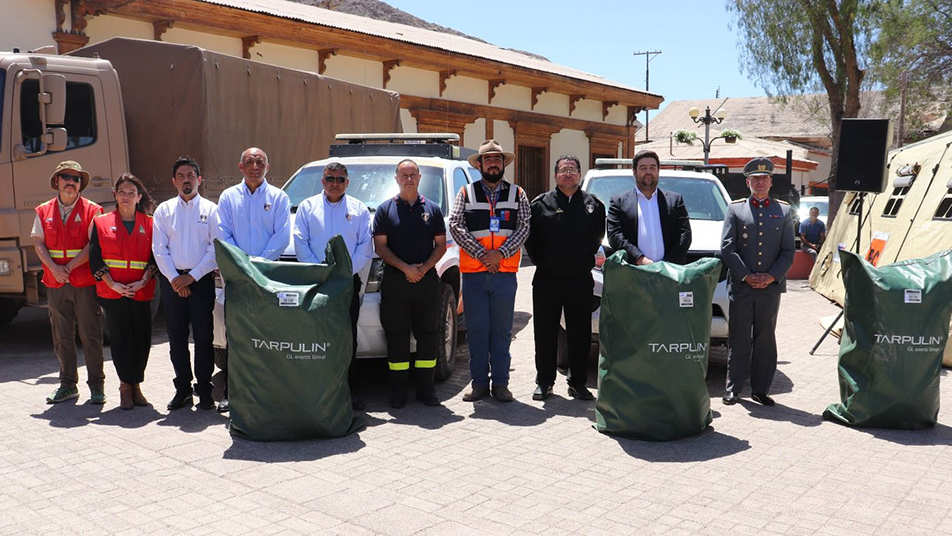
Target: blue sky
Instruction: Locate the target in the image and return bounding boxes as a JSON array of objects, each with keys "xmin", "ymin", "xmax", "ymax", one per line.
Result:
[{"xmin": 385, "ymin": 0, "xmax": 767, "ymax": 111}]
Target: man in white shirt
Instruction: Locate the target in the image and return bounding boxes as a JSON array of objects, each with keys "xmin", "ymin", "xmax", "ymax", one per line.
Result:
[
  {"xmin": 153, "ymin": 157, "xmax": 219, "ymax": 411},
  {"xmin": 607, "ymin": 150, "xmax": 692, "ymax": 266},
  {"xmin": 293, "ymin": 162, "xmax": 372, "ymax": 409},
  {"xmin": 215, "ymin": 147, "xmax": 291, "ymax": 412}
]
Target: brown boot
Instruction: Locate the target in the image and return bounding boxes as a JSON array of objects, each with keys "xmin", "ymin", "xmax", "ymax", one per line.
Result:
[
  {"xmin": 132, "ymin": 384, "xmax": 149, "ymax": 407},
  {"xmin": 119, "ymin": 382, "xmax": 134, "ymax": 410}
]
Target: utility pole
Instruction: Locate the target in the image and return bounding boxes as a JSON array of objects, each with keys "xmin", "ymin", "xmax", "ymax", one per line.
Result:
[{"xmin": 633, "ymin": 50, "xmax": 661, "ymax": 143}]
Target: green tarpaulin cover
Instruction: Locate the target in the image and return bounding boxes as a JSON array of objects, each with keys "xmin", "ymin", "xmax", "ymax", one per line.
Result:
[
  {"xmin": 824, "ymin": 250, "xmax": 952, "ymax": 429},
  {"xmin": 595, "ymin": 253, "xmax": 721, "ymax": 440},
  {"xmin": 216, "ymin": 237, "xmax": 363, "ymax": 441}
]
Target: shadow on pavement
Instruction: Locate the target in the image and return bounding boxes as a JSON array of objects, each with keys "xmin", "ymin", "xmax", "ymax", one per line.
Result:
[
  {"xmin": 31, "ymin": 399, "xmax": 104, "ymax": 428},
  {"xmin": 156, "ymin": 407, "xmax": 228, "ymax": 433},
  {"xmin": 610, "ymin": 427, "xmax": 751, "ymax": 462},
  {"xmin": 734, "ymin": 399, "xmax": 823, "ymax": 427},
  {"xmin": 511, "ymin": 311, "xmax": 531, "ymax": 338},
  {"xmin": 93, "ymin": 405, "xmax": 164, "ymax": 428},
  {"xmin": 386, "ymin": 404, "xmax": 465, "ymax": 429},
  {"xmin": 223, "ymin": 432, "xmax": 366, "ymax": 462},
  {"xmin": 469, "ymin": 398, "xmax": 546, "ymax": 426},
  {"xmin": 831, "ymin": 421, "xmax": 952, "ymax": 446}
]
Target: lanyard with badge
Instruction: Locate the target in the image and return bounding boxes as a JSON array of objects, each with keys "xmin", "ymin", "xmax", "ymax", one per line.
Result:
[{"xmin": 488, "ymin": 189, "xmax": 501, "ymax": 234}]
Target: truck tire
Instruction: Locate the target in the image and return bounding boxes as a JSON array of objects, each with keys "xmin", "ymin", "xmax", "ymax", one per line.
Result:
[
  {"xmin": 0, "ymin": 299, "xmax": 23, "ymax": 328},
  {"xmin": 434, "ymin": 282, "xmax": 458, "ymax": 383}
]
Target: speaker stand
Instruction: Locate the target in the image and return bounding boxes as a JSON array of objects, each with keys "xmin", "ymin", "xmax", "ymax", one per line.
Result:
[{"xmin": 809, "ymin": 192, "xmax": 865, "ymax": 355}]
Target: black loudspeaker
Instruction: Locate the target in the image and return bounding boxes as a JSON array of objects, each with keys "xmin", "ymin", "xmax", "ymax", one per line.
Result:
[{"xmin": 836, "ymin": 118, "xmax": 892, "ymax": 193}]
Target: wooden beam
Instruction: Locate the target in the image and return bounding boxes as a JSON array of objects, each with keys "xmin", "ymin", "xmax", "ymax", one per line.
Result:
[
  {"xmin": 382, "ymin": 60, "xmax": 402, "ymax": 89},
  {"xmin": 439, "ymin": 70, "xmax": 458, "ymax": 97},
  {"xmin": 569, "ymin": 94, "xmax": 584, "ymax": 116},
  {"xmin": 52, "ymin": 31, "xmax": 89, "ymax": 55},
  {"xmin": 318, "ymin": 48, "xmax": 337, "ymax": 75},
  {"xmin": 54, "ymin": 0, "xmax": 68, "ymax": 33},
  {"xmin": 241, "ymin": 35, "xmax": 261, "ymax": 60},
  {"xmin": 488, "ymin": 79, "xmax": 505, "ymax": 104},
  {"xmin": 602, "ymin": 101, "xmax": 618, "ymax": 121},
  {"xmin": 626, "ymin": 105, "xmax": 645, "ymax": 127},
  {"xmin": 153, "ymin": 20, "xmax": 174, "ymax": 41},
  {"xmin": 531, "ymin": 87, "xmax": 548, "ymax": 110},
  {"xmin": 86, "ymin": 0, "xmax": 663, "ymax": 110}
]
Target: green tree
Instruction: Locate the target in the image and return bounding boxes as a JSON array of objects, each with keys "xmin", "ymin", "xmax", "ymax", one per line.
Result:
[
  {"xmin": 871, "ymin": 0, "xmax": 952, "ymax": 142},
  {"xmin": 728, "ymin": 0, "xmax": 877, "ymax": 223}
]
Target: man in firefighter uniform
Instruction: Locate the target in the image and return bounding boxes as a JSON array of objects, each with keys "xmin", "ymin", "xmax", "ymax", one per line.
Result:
[
  {"xmin": 720, "ymin": 157, "xmax": 796, "ymax": 407},
  {"xmin": 448, "ymin": 140, "xmax": 531, "ymax": 403},
  {"xmin": 372, "ymin": 159, "xmax": 447, "ymax": 409},
  {"xmin": 32, "ymin": 161, "xmax": 105, "ymax": 405}
]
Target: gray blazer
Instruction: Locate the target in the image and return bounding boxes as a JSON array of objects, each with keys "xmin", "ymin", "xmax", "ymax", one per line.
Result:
[{"xmin": 720, "ymin": 197, "xmax": 796, "ymax": 296}]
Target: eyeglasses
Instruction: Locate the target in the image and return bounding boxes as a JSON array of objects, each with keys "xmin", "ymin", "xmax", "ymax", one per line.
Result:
[
  {"xmin": 323, "ymin": 176, "xmax": 347, "ymax": 184},
  {"xmin": 57, "ymin": 174, "xmax": 82, "ymax": 182},
  {"xmin": 556, "ymin": 167, "xmax": 580, "ymax": 175}
]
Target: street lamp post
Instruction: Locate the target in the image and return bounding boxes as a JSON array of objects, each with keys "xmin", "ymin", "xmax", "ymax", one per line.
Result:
[{"xmin": 688, "ymin": 106, "xmax": 727, "ymax": 165}]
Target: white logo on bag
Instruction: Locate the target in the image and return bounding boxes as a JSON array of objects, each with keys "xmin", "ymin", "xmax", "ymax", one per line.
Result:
[
  {"xmin": 679, "ymin": 292, "xmax": 694, "ymax": 308},
  {"xmin": 252, "ymin": 338, "xmax": 330, "ymax": 352},
  {"xmin": 874, "ymin": 334, "xmax": 942, "ymax": 346},
  {"xmin": 904, "ymin": 289, "xmax": 922, "ymax": 304},
  {"xmin": 648, "ymin": 342, "xmax": 708, "ymax": 361}
]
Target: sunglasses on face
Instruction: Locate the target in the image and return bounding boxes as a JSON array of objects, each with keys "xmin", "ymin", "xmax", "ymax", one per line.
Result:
[
  {"xmin": 57, "ymin": 174, "xmax": 82, "ymax": 182},
  {"xmin": 323, "ymin": 176, "xmax": 347, "ymax": 184}
]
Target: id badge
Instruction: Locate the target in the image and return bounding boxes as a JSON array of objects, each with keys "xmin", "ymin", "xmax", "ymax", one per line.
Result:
[{"xmin": 489, "ymin": 216, "xmax": 501, "ymax": 233}]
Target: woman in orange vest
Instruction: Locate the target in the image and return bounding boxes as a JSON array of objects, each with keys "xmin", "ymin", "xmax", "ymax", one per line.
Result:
[{"xmin": 89, "ymin": 174, "xmax": 157, "ymax": 410}]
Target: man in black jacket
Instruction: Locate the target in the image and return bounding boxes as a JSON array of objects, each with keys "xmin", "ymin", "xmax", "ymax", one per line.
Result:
[
  {"xmin": 525, "ymin": 155, "xmax": 605, "ymax": 401},
  {"xmin": 607, "ymin": 150, "xmax": 691, "ymax": 265}
]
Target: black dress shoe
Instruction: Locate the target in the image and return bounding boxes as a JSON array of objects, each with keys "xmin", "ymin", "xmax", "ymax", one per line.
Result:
[
  {"xmin": 532, "ymin": 384, "xmax": 553, "ymax": 401},
  {"xmin": 217, "ymin": 398, "xmax": 230, "ymax": 413},
  {"xmin": 722, "ymin": 392, "xmax": 739, "ymax": 405},
  {"xmin": 351, "ymin": 394, "xmax": 365, "ymax": 411},
  {"xmin": 197, "ymin": 393, "xmax": 215, "ymax": 410},
  {"xmin": 167, "ymin": 391, "xmax": 193, "ymax": 411},
  {"xmin": 567, "ymin": 386, "xmax": 595, "ymax": 401},
  {"xmin": 751, "ymin": 393, "xmax": 775, "ymax": 406}
]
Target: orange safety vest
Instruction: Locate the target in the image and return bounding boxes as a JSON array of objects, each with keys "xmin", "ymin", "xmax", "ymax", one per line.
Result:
[
  {"xmin": 458, "ymin": 181, "xmax": 522, "ymax": 273},
  {"xmin": 35, "ymin": 196, "xmax": 102, "ymax": 289},
  {"xmin": 93, "ymin": 210, "xmax": 156, "ymax": 302}
]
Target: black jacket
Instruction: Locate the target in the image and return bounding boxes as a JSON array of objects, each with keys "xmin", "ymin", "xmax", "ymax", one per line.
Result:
[
  {"xmin": 525, "ymin": 188, "xmax": 605, "ymax": 278},
  {"xmin": 606, "ymin": 187, "xmax": 692, "ymax": 264}
]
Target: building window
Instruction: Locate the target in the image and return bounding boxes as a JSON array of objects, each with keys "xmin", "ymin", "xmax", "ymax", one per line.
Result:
[
  {"xmin": 517, "ymin": 145, "xmax": 547, "ymax": 201},
  {"xmin": 882, "ymin": 186, "xmax": 910, "ymax": 217},
  {"xmin": 935, "ymin": 187, "xmax": 952, "ymax": 220},
  {"xmin": 20, "ymin": 79, "xmax": 97, "ymax": 153}
]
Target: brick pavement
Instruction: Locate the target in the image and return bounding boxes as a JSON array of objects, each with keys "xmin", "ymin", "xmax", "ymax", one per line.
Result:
[{"xmin": 2, "ymin": 270, "xmax": 952, "ymax": 535}]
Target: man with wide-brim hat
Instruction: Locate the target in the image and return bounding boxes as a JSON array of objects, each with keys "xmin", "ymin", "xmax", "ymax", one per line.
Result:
[
  {"xmin": 720, "ymin": 157, "xmax": 795, "ymax": 408},
  {"xmin": 449, "ymin": 139, "xmax": 530, "ymax": 403},
  {"xmin": 31, "ymin": 160, "xmax": 106, "ymax": 404}
]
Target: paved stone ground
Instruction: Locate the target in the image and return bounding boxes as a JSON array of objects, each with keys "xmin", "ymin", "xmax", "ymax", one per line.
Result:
[{"xmin": 2, "ymin": 270, "xmax": 952, "ymax": 536}]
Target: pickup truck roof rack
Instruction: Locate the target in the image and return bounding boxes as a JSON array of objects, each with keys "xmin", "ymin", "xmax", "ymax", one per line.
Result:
[
  {"xmin": 330, "ymin": 133, "xmax": 474, "ymax": 161},
  {"xmin": 594, "ymin": 158, "xmax": 729, "ymax": 175}
]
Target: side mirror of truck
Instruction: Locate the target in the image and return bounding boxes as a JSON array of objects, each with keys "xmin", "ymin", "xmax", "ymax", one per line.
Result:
[
  {"xmin": 43, "ymin": 127, "xmax": 68, "ymax": 152},
  {"xmin": 41, "ymin": 74, "xmax": 66, "ymax": 125}
]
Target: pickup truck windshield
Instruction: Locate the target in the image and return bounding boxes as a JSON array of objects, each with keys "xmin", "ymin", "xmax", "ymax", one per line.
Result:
[{"xmin": 285, "ymin": 164, "xmax": 445, "ymax": 213}]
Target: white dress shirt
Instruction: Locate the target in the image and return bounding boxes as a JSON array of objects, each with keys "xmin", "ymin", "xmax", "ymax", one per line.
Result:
[
  {"xmin": 217, "ymin": 178, "xmax": 291, "ymax": 260},
  {"xmin": 293, "ymin": 192, "xmax": 372, "ymax": 275},
  {"xmin": 636, "ymin": 188, "xmax": 665, "ymax": 262},
  {"xmin": 152, "ymin": 193, "xmax": 220, "ymax": 282}
]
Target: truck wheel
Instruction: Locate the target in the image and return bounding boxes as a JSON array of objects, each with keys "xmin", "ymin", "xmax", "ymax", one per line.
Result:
[
  {"xmin": 0, "ymin": 299, "xmax": 23, "ymax": 328},
  {"xmin": 434, "ymin": 283, "xmax": 458, "ymax": 383},
  {"xmin": 214, "ymin": 346, "xmax": 228, "ymax": 372}
]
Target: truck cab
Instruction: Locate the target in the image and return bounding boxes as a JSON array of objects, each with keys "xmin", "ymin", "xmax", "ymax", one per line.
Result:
[{"xmin": 0, "ymin": 50, "xmax": 127, "ymax": 325}]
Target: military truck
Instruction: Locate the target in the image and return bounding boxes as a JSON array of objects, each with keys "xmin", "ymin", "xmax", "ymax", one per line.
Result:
[{"xmin": 0, "ymin": 38, "xmax": 401, "ymax": 326}]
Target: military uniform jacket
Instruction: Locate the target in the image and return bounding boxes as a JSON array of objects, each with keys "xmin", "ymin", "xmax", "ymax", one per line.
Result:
[{"xmin": 720, "ymin": 197, "xmax": 796, "ymax": 296}]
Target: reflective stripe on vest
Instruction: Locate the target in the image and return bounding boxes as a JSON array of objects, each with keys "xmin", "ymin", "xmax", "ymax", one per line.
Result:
[
  {"xmin": 459, "ymin": 181, "xmax": 522, "ymax": 273},
  {"xmin": 37, "ymin": 197, "xmax": 101, "ymax": 289},
  {"xmin": 103, "ymin": 259, "xmax": 128, "ymax": 269},
  {"xmin": 415, "ymin": 359, "xmax": 437, "ymax": 369}
]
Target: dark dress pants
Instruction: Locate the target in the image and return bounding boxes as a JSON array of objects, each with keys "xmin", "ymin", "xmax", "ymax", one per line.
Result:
[
  {"xmin": 380, "ymin": 266, "xmax": 440, "ymax": 394},
  {"xmin": 726, "ymin": 291, "xmax": 781, "ymax": 395},
  {"xmin": 161, "ymin": 273, "xmax": 215, "ymax": 397},
  {"xmin": 99, "ymin": 296, "xmax": 152, "ymax": 384},
  {"xmin": 533, "ymin": 273, "xmax": 594, "ymax": 389}
]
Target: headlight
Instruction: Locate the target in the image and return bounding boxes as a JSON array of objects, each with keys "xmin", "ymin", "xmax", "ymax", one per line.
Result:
[
  {"xmin": 364, "ymin": 258, "xmax": 385, "ymax": 293},
  {"xmin": 0, "ymin": 259, "xmax": 11, "ymax": 276}
]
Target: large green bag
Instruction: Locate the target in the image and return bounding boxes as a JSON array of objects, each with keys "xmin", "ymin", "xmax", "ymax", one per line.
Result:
[
  {"xmin": 824, "ymin": 250, "xmax": 952, "ymax": 429},
  {"xmin": 216, "ymin": 237, "xmax": 363, "ymax": 441},
  {"xmin": 595, "ymin": 253, "xmax": 721, "ymax": 441}
]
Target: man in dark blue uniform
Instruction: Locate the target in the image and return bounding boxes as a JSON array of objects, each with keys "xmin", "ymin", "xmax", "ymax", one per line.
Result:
[
  {"xmin": 720, "ymin": 158, "xmax": 795, "ymax": 407},
  {"xmin": 372, "ymin": 159, "xmax": 447, "ymax": 409}
]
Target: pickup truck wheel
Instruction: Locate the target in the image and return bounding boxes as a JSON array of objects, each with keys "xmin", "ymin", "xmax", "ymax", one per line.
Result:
[
  {"xmin": 0, "ymin": 299, "xmax": 23, "ymax": 328},
  {"xmin": 434, "ymin": 283, "xmax": 458, "ymax": 383}
]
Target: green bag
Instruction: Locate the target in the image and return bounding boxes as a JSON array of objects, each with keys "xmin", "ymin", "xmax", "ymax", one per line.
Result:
[
  {"xmin": 824, "ymin": 250, "xmax": 952, "ymax": 429},
  {"xmin": 216, "ymin": 237, "xmax": 363, "ymax": 441},
  {"xmin": 595, "ymin": 253, "xmax": 721, "ymax": 441}
]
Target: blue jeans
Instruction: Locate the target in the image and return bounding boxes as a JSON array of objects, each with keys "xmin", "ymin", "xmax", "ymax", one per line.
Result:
[{"xmin": 462, "ymin": 271, "xmax": 517, "ymax": 387}]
